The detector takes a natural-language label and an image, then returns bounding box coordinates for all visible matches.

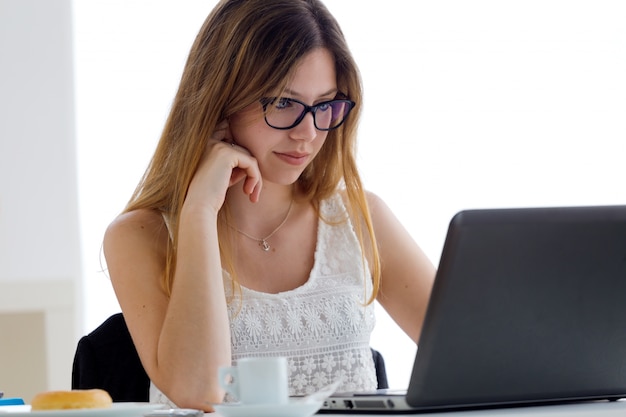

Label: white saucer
[0,403,164,416]
[213,399,323,417]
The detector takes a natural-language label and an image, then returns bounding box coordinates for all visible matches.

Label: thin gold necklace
[227,199,294,252]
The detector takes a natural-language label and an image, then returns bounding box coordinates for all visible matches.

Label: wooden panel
[0,311,47,403]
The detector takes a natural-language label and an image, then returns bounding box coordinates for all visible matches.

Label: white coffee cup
[218,357,289,405]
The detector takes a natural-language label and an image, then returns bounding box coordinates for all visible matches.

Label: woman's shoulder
[364,190,383,205]
[364,191,397,226]
[336,189,385,211]
[337,189,394,232]
[104,208,169,251]
[107,208,165,232]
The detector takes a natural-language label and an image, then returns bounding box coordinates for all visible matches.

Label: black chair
[72,313,150,402]
[72,313,388,402]
[371,348,389,389]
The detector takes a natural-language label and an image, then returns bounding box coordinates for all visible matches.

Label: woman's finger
[226,149,262,201]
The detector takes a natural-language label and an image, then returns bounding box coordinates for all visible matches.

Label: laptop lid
[323,205,626,413]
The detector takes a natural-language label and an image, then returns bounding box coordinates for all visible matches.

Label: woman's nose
[289,112,317,141]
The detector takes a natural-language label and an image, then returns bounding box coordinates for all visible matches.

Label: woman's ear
[212,119,232,142]
[225,118,234,142]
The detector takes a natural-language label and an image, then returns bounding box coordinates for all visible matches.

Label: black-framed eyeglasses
[260,97,355,131]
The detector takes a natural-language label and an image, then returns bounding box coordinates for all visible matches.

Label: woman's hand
[185,120,263,213]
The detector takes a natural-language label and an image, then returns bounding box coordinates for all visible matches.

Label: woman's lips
[275,151,310,166]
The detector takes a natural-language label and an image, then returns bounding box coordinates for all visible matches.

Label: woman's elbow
[155,380,224,412]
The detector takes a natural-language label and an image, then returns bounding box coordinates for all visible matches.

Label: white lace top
[150,193,377,405]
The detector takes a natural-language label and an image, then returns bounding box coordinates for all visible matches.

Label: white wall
[0,0,80,401]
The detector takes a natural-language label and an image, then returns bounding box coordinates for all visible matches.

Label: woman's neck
[224,183,296,236]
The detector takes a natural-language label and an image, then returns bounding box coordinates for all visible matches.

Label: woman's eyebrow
[283,87,338,99]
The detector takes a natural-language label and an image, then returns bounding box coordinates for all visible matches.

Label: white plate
[213,399,322,417]
[0,403,164,417]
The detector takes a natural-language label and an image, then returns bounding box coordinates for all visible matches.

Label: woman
[104,0,435,411]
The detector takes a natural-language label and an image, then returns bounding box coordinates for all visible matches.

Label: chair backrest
[371,348,389,389]
[72,313,388,402]
[71,313,149,402]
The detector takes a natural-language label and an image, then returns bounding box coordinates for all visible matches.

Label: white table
[319,400,626,416]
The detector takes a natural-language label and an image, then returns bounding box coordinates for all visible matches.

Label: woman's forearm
[155,206,231,409]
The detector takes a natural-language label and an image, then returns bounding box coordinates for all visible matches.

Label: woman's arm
[104,130,263,411]
[368,192,436,344]
[104,206,230,411]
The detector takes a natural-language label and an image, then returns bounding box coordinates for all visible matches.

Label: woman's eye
[275,98,292,110]
[316,102,331,112]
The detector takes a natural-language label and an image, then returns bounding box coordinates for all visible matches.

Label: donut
[31,389,113,410]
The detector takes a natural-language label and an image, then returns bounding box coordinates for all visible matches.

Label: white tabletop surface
[318,400,626,416]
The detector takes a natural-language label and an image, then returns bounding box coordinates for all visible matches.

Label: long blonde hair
[124,0,381,303]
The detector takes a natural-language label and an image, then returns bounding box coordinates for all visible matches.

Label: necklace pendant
[260,240,271,251]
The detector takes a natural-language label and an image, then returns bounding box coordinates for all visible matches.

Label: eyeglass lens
[263,98,354,131]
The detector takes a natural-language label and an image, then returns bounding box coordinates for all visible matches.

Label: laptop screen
[408,205,626,408]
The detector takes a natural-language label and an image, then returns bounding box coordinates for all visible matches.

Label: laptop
[322,205,626,413]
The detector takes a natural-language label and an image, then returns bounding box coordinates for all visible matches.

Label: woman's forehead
[276,48,338,100]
